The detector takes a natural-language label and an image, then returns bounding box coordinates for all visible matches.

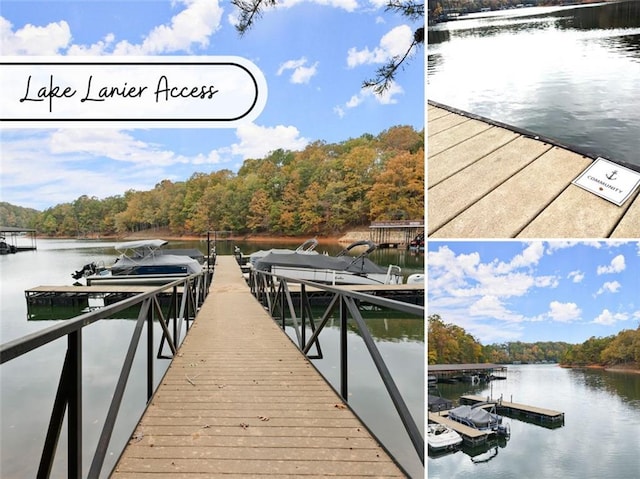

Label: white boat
[427,423,463,451]
[247,238,319,268]
[254,240,404,285]
[73,239,203,285]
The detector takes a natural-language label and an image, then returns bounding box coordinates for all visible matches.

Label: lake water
[428,1,640,170]
[0,239,424,478]
[428,364,640,479]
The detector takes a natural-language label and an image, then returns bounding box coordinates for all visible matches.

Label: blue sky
[428,241,640,345]
[0,0,424,210]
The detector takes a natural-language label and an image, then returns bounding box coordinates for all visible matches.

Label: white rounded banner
[0,56,267,128]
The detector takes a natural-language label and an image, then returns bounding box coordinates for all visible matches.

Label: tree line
[429,314,640,368]
[428,314,571,365]
[1,126,424,238]
[560,328,640,368]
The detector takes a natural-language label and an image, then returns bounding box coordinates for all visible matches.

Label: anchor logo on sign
[605,170,618,180]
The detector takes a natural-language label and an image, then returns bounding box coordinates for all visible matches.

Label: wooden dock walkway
[428,102,640,238]
[427,412,490,446]
[110,255,408,478]
[460,395,564,424]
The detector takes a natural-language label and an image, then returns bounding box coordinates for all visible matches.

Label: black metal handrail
[248,269,425,465]
[0,271,210,479]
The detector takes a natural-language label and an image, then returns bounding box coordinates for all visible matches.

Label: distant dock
[0,226,37,253]
[460,394,565,426]
[428,101,640,238]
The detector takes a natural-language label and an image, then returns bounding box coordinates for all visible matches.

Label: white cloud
[509,242,545,269]
[595,280,621,296]
[339,81,405,114]
[593,309,629,326]
[0,17,72,54]
[229,123,309,159]
[347,25,413,67]
[280,0,359,12]
[2,0,223,56]
[597,254,626,275]
[469,295,525,323]
[547,301,582,323]
[568,270,585,283]
[277,57,319,84]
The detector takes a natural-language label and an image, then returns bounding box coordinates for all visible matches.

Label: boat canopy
[255,250,388,275]
[114,239,168,252]
[449,405,500,428]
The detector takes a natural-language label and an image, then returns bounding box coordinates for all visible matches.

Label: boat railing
[248,268,425,466]
[0,270,210,479]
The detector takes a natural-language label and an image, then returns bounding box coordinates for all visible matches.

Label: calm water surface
[428,1,640,169]
[429,364,640,479]
[0,239,424,478]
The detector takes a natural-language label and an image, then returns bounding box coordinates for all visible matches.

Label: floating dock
[428,101,640,238]
[427,411,494,447]
[110,256,410,478]
[428,363,507,383]
[460,394,564,426]
[288,282,424,306]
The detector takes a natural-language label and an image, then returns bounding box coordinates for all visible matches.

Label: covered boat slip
[427,102,640,238]
[110,255,408,478]
[427,412,490,447]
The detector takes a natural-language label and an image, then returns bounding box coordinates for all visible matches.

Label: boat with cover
[254,240,404,285]
[427,423,463,451]
[246,238,319,268]
[73,239,203,284]
[448,402,510,436]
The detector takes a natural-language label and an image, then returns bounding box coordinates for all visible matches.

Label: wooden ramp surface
[111,255,407,479]
[427,412,486,440]
[428,103,640,238]
[460,395,563,419]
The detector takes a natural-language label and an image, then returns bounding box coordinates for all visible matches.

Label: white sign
[572,157,640,206]
[0,56,267,128]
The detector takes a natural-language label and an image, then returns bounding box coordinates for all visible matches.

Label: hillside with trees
[10,126,423,238]
[560,328,640,369]
[428,314,571,364]
[0,202,40,229]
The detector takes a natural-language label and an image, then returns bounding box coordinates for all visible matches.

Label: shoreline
[33,227,374,245]
[560,364,640,374]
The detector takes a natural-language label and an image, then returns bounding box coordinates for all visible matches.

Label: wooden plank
[428,136,553,234]
[611,192,640,237]
[431,147,592,238]
[110,256,408,478]
[26,285,156,293]
[428,112,469,135]
[428,125,522,187]
[460,395,562,418]
[428,106,451,121]
[428,119,493,156]
[427,413,486,439]
[428,104,640,238]
[518,183,639,238]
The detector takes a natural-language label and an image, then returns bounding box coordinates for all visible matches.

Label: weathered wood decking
[460,395,564,423]
[110,256,408,478]
[428,103,640,238]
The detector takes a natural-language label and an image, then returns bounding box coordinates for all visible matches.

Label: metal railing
[248,269,425,465]
[0,270,211,479]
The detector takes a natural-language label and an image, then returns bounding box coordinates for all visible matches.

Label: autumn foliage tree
[27,126,424,238]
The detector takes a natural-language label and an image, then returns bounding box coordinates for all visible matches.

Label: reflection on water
[570,368,640,408]
[428,364,640,479]
[428,1,640,168]
[2,239,424,478]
